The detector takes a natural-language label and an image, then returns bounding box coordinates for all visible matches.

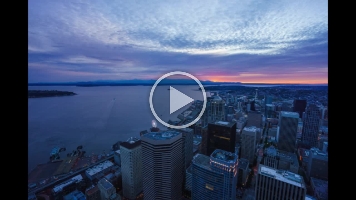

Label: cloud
[28,0,328,83]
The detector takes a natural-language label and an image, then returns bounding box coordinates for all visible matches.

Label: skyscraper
[97,178,120,200]
[241,126,259,163]
[205,96,226,124]
[302,104,321,148]
[120,137,142,200]
[307,148,328,181]
[293,99,307,118]
[278,111,299,153]
[207,121,237,156]
[255,164,306,200]
[247,111,262,128]
[191,149,238,200]
[141,130,183,200]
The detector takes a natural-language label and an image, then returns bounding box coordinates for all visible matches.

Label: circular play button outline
[149,71,207,129]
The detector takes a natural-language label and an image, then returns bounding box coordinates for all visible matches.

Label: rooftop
[63,190,86,200]
[311,177,328,200]
[265,146,277,156]
[142,130,181,140]
[120,137,141,149]
[85,185,99,195]
[238,158,249,170]
[310,148,328,161]
[280,111,299,118]
[243,126,258,133]
[210,120,236,128]
[192,153,211,171]
[98,177,114,190]
[210,149,237,164]
[53,174,83,193]
[259,165,304,188]
[85,160,114,176]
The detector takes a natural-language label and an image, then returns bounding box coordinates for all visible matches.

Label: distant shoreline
[28,83,328,87]
[28,90,77,98]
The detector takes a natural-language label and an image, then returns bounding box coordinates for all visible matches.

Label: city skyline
[29,0,328,84]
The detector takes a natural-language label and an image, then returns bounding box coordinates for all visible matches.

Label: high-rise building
[237,158,249,186]
[293,99,307,118]
[241,126,258,163]
[278,111,299,153]
[207,121,237,156]
[255,165,306,200]
[191,150,238,200]
[263,146,299,174]
[307,148,328,181]
[265,104,275,118]
[247,111,262,128]
[205,96,226,123]
[141,130,183,200]
[98,178,121,200]
[120,137,142,200]
[302,104,321,148]
[310,177,328,200]
[175,128,194,170]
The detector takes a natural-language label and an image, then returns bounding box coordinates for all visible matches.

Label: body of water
[28,85,204,173]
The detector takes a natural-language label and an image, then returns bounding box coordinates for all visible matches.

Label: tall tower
[278,111,299,153]
[241,126,258,163]
[120,137,142,200]
[141,130,183,200]
[302,104,321,148]
[207,121,237,156]
[255,164,306,200]
[191,150,238,200]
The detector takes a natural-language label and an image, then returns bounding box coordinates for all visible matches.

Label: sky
[28,0,328,84]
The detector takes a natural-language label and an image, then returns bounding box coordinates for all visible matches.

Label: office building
[237,158,249,186]
[247,111,262,128]
[207,121,237,156]
[278,111,299,153]
[98,178,121,200]
[265,104,275,118]
[85,160,114,181]
[293,99,307,119]
[191,150,238,200]
[176,128,194,170]
[255,165,306,200]
[307,148,328,181]
[263,146,299,174]
[114,150,121,166]
[241,126,258,163]
[310,177,328,200]
[85,185,101,200]
[120,137,142,200]
[203,96,226,125]
[302,104,321,148]
[52,174,84,198]
[141,130,183,200]
[63,190,86,200]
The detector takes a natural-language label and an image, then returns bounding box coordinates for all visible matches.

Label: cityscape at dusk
[28,1,328,200]
[29,0,327,84]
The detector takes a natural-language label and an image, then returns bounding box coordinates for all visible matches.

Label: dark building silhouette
[250,100,256,111]
[278,111,299,153]
[207,121,236,156]
[247,111,262,128]
[293,99,307,118]
[302,104,321,148]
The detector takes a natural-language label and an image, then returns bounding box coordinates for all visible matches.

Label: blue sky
[28,0,328,84]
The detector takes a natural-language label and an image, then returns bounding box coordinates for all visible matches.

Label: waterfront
[28,85,204,173]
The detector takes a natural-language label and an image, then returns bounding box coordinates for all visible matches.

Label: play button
[169,86,194,114]
[149,71,207,129]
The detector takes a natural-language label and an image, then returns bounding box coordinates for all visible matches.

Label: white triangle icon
[170,86,194,114]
